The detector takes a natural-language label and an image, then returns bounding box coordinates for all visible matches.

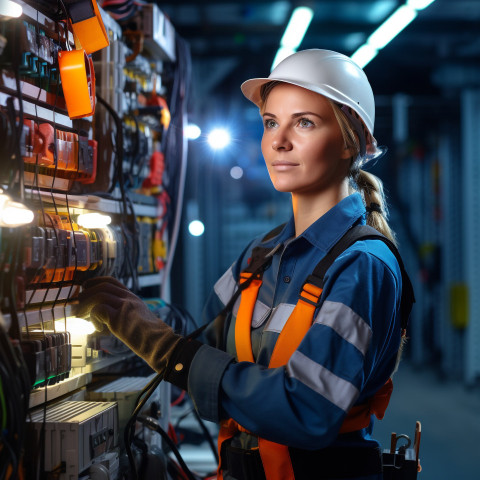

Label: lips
[271,161,299,167]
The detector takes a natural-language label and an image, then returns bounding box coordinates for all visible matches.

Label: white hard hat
[241,49,379,158]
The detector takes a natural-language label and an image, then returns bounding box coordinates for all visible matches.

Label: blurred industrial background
[1,0,479,478]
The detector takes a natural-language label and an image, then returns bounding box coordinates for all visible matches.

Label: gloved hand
[75,276,184,375]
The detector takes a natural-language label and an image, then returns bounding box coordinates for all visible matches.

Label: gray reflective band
[314,301,372,356]
[264,303,296,333]
[287,351,359,412]
[214,266,237,306]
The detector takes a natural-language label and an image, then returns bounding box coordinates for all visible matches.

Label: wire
[191,408,219,465]
[124,373,164,479]
[136,416,197,480]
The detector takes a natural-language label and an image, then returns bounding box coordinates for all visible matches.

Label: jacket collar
[265,193,367,253]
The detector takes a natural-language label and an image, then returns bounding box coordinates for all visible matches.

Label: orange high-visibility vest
[216,224,414,480]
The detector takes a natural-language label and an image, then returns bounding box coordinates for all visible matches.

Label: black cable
[191,408,219,464]
[96,94,139,290]
[124,373,164,479]
[136,416,197,480]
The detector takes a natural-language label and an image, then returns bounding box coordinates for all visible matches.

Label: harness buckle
[299,277,323,308]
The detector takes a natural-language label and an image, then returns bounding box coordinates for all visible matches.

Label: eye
[263,118,277,129]
[298,117,314,128]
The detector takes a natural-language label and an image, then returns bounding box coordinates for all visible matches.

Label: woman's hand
[75,276,182,374]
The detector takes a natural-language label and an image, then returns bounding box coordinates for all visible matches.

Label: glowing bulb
[230,166,244,179]
[55,317,96,335]
[0,0,23,18]
[185,123,201,140]
[77,213,112,228]
[188,220,205,237]
[207,128,231,150]
[0,192,34,227]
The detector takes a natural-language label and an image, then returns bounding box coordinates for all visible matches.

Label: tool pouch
[382,449,419,479]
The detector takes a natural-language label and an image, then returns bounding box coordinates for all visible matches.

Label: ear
[341,143,355,161]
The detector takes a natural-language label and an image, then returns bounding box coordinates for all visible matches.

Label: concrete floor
[176,361,480,479]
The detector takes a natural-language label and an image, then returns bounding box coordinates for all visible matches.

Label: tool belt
[221,441,383,480]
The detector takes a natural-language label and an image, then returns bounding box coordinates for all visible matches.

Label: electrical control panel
[0,0,189,478]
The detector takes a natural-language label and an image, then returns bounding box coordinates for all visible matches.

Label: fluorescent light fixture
[77,212,112,228]
[272,46,295,70]
[0,191,34,227]
[351,44,379,69]
[367,5,417,50]
[188,220,205,237]
[350,0,436,69]
[280,6,314,49]
[185,123,201,140]
[272,6,313,71]
[407,0,436,10]
[207,128,231,150]
[0,0,23,18]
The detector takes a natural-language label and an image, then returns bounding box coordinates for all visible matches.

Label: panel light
[0,191,34,227]
[77,212,112,228]
[0,0,22,18]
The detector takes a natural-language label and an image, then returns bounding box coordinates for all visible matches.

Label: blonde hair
[259,81,396,245]
[328,100,397,246]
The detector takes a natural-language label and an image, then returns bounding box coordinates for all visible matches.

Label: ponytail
[354,169,397,246]
[329,100,397,246]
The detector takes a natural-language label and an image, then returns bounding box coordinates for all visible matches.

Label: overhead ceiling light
[367,5,417,50]
[407,0,436,10]
[272,46,296,70]
[272,6,313,70]
[280,6,314,50]
[350,44,379,69]
[351,0,436,69]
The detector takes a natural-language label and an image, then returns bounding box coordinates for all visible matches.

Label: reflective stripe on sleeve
[314,300,372,356]
[286,351,359,412]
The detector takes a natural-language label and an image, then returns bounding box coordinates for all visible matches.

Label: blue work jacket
[187,193,403,479]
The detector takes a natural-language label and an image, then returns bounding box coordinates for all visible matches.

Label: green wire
[0,376,7,430]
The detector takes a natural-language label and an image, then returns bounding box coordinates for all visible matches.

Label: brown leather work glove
[75,276,202,387]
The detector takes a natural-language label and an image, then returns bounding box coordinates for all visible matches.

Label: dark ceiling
[158,0,480,99]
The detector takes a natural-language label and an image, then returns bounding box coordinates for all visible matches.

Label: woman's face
[261,83,351,196]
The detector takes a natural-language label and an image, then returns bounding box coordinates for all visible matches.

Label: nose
[272,128,292,151]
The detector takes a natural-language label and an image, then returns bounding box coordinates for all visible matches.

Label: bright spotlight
[207,128,231,150]
[185,123,201,140]
[230,166,244,179]
[188,220,205,237]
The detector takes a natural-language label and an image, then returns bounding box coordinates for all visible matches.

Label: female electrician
[77,49,413,480]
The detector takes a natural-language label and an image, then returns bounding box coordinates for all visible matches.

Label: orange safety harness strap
[235,272,263,363]
[217,225,415,480]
